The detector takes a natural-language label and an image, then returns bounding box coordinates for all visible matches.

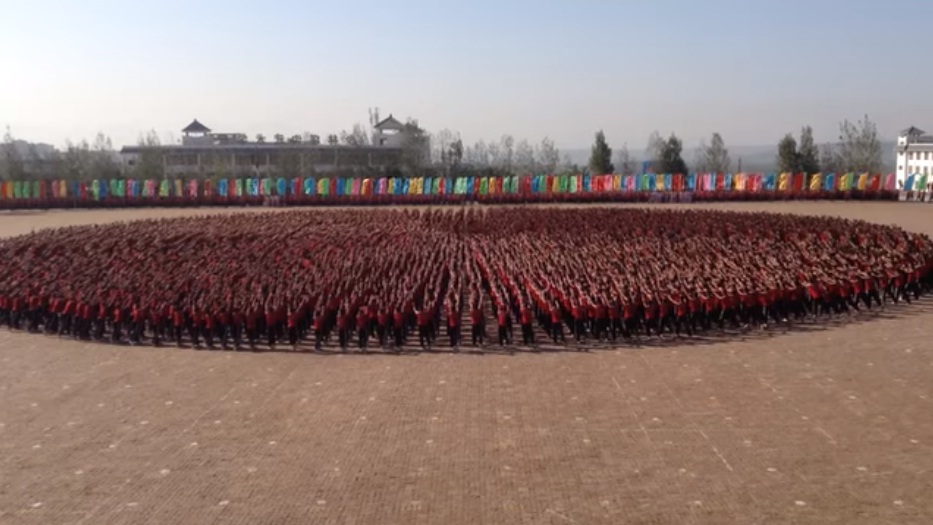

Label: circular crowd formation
[0,207,931,352]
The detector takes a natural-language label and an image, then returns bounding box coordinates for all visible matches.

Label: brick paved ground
[1,202,932,524]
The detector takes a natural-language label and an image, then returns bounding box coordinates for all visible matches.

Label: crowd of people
[0,208,930,353]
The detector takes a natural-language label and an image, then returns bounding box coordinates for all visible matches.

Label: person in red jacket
[231,308,245,350]
[571,300,587,343]
[112,304,125,344]
[392,308,405,350]
[377,308,390,348]
[312,309,325,352]
[446,302,461,350]
[549,302,565,343]
[336,307,350,352]
[218,308,231,350]
[356,307,370,352]
[520,303,535,346]
[203,310,216,349]
[416,306,432,350]
[470,303,485,347]
[496,304,510,348]
[264,304,278,351]
[246,305,260,350]
[172,306,185,347]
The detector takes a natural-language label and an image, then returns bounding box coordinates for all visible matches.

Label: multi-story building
[896,126,933,186]
[120,116,425,177]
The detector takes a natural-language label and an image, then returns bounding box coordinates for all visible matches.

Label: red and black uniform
[417,309,432,349]
[377,310,389,347]
[356,310,370,350]
[231,310,245,349]
[497,306,511,346]
[393,309,406,348]
[112,305,125,343]
[571,305,586,342]
[172,307,185,346]
[520,306,535,345]
[245,309,260,348]
[265,309,278,348]
[336,312,350,350]
[470,307,485,346]
[446,306,460,348]
[203,312,216,349]
[549,305,564,343]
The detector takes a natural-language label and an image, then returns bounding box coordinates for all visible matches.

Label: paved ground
[1,201,933,525]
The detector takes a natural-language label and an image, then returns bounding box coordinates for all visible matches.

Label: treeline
[0,114,888,182]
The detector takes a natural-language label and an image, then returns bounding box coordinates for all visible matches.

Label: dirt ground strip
[1,201,933,525]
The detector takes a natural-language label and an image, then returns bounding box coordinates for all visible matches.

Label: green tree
[588,130,613,175]
[658,134,687,174]
[798,125,820,174]
[776,133,799,173]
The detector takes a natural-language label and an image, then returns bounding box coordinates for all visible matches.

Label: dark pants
[418,325,430,348]
[448,324,460,347]
[551,321,564,343]
[472,323,484,346]
[358,327,369,349]
[521,323,534,345]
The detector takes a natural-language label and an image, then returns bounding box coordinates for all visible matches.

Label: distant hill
[563,141,897,173]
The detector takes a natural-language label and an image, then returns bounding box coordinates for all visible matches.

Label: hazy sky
[0,0,928,151]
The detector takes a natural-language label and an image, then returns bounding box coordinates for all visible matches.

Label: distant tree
[536,137,561,174]
[514,139,536,174]
[274,133,285,144]
[448,138,464,168]
[63,140,92,180]
[644,130,665,172]
[327,134,339,146]
[837,115,882,173]
[255,133,266,144]
[1,126,24,181]
[400,119,430,174]
[819,143,842,174]
[498,135,515,173]
[486,141,502,168]
[431,129,459,166]
[589,130,613,175]
[288,134,302,144]
[464,140,490,167]
[696,132,732,173]
[136,130,163,180]
[340,123,370,146]
[776,133,799,173]
[91,132,121,178]
[798,125,820,174]
[614,142,635,175]
[657,134,687,174]
[368,107,381,128]
[560,153,576,173]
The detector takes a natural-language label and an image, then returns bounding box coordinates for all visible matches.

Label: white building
[896,126,933,187]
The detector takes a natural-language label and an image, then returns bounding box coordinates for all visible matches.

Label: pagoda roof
[182,119,211,133]
[374,114,405,131]
[900,126,925,136]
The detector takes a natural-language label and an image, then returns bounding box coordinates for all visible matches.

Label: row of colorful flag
[0,173,923,200]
